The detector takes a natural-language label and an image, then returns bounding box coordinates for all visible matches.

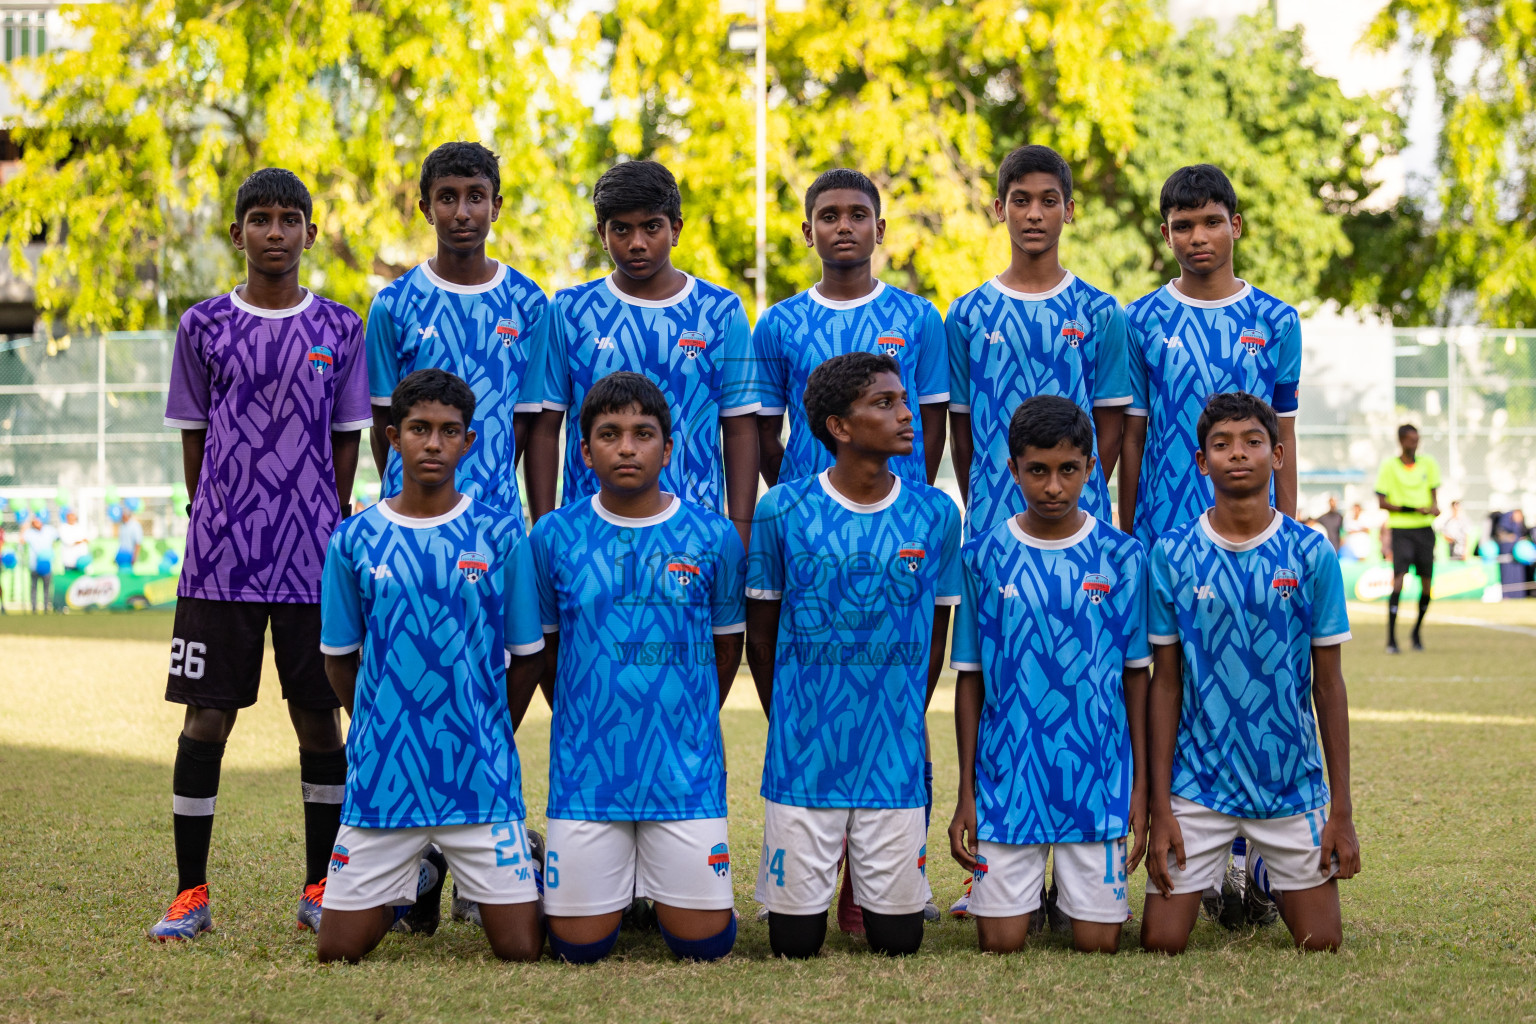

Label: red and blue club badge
[308,345,334,376]
[918,844,927,876]
[678,330,707,359]
[1240,326,1268,356]
[495,317,520,347]
[457,551,489,584]
[972,853,988,883]
[877,333,906,358]
[708,843,730,877]
[1271,568,1299,599]
[1060,320,1085,348]
[329,845,349,874]
[1082,572,1112,604]
[667,559,701,587]
[898,545,927,573]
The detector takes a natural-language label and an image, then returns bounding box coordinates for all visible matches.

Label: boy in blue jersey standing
[746,352,961,958]
[1141,392,1360,953]
[755,170,949,488]
[317,369,547,963]
[532,371,745,964]
[947,396,1151,953]
[1119,165,1302,552]
[526,161,760,552]
[947,146,1131,537]
[366,142,549,519]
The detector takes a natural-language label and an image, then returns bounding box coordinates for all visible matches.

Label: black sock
[863,909,924,956]
[299,747,347,886]
[1414,593,1430,638]
[173,734,226,894]
[768,911,827,959]
[1387,594,1400,645]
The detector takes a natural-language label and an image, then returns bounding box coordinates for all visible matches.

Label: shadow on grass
[0,608,175,642]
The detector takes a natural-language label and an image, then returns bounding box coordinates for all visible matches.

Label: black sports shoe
[1242,854,1279,928]
[1044,882,1073,937]
[393,844,448,936]
[1028,886,1047,934]
[1410,634,1424,651]
[622,897,658,933]
[1385,642,1401,655]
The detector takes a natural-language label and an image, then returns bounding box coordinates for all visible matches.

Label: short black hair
[1398,423,1419,440]
[579,371,672,440]
[235,168,312,224]
[1007,395,1094,459]
[1197,391,1279,449]
[804,168,881,220]
[804,351,900,456]
[390,368,475,429]
[593,160,682,228]
[419,141,501,202]
[1159,164,1239,221]
[996,145,1072,202]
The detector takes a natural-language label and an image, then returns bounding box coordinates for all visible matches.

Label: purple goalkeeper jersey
[165,289,373,603]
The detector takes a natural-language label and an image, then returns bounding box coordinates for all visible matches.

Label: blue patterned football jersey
[754,282,949,485]
[365,261,549,518]
[949,515,1151,845]
[533,274,761,511]
[946,274,1131,534]
[320,495,546,829]
[1126,281,1302,549]
[1148,510,1350,819]
[531,493,747,821]
[747,471,962,809]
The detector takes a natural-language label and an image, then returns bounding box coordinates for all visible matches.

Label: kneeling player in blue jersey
[948,395,1151,954]
[316,370,547,963]
[1141,392,1360,953]
[532,372,746,964]
[746,352,961,958]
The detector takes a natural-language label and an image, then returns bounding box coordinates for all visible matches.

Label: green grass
[2,606,1534,1023]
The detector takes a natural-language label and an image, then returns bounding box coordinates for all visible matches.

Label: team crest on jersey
[877,333,906,358]
[457,551,489,584]
[1240,326,1268,356]
[708,842,730,877]
[308,345,334,376]
[495,317,520,347]
[897,545,926,573]
[1060,320,1085,348]
[678,330,707,359]
[667,559,701,587]
[1271,568,1299,598]
[329,845,349,874]
[972,853,988,883]
[1082,573,1112,604]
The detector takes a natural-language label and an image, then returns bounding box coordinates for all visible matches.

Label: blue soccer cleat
[392,845,447,936]
[148,884,214,942]
[296,879,325,933]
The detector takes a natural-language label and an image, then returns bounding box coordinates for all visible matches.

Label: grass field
[3,605,1534,1023]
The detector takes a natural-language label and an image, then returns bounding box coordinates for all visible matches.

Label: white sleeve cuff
[369,395,393,407]
[507,638,546,657]
[948,403,971,414]
[1311,631,1352,647]
[541,623,559,634]
[513,402,544,413]
[320,640,362,656]
[1093,395,1134,407]
[1276,409,1300,418]
[541,401,569,412]
[935,595,961,606]
[1149,633,1179,646]
[745,588,782,600]
[712,622,747,635]
[757,406,786,416]
[1125,655,1153,669]
[721,403,763,417]
[950,660,982,672]
[333,417,374,432]
[164,417,208,429]
[1126,407,1148,417]
[917,392,951,405]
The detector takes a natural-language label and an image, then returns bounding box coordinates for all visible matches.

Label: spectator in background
[1343,502,1383,562]
[1375,423,1440,653]
[58,510,91,571]
[21,514,58,613]
[1317,495,1344,552]
[117,507,143,569]
[1441,500,1472,561]
[1494,509,1528,599]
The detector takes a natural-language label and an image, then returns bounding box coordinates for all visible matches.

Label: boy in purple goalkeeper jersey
[148,169,372,942]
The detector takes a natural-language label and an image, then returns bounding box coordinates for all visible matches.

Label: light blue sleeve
[1094,301,1132,405]
[935,494,963,604]
[944,302,971,412]
[1127,312,1150,417]
[1273,311,1302,416]
[536,296,573,411]
[363,298,400,404]
[745,487,785,599]
[516,290,551,411]
[949,555,982,670]
[712,520,748,631]
[1124,544,1152,667]
[319,529,364,655]
[915,301,950,403]
[1147,539,1179,644]
[753,311,787,415]
[504,533,546,655]
[531,520,558,633]
[1308,538,1352,645]
[720,297,761,416]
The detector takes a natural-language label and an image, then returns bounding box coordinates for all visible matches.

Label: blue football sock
[659,915,736,962]
[549,925,619,964]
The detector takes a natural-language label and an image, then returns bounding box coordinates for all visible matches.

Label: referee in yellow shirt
[1375,423,1441,653]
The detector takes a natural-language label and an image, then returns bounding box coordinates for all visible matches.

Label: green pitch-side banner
[1341,559,1498,602]
[53,567,180,611]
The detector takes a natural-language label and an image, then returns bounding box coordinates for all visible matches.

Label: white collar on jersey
[1199,507,1283,552]
[375,493,472,529]
[229,287,314,319]
[807,279,885,310]
[603,273,696,309]
[1007,512,1096,549]
[1164,279,1252,309]
[817,469,902,514]
[988,271,1075,302]
[592,491,681,527]
[420,259,507,295]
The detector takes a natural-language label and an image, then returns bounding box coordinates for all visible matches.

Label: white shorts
[1150,796,1339,896]
[542,817,735,916]
[754,802,932,916]
[325,820,540,911]
[968,838,1130,924]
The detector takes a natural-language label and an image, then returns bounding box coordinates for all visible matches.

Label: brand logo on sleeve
[457,551,489,584]
[897,545,926,573]
[678,330,707,359]
[667,559,701,587]
[495,317,520,347]
[708,842,731,877]
[877,333,907,358]
[1060,319,1085,348]
[1271,568,1299,598]
[1082,573,1112,604]
[307,345,333,376]
[1240,326,1268,356]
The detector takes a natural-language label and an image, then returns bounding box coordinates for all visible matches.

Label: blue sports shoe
[392,845,447,936]
[148,884,214,941]
[296,879,326,933]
